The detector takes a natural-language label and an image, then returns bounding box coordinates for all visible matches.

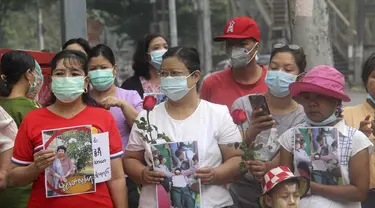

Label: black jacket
[120,75,144,98]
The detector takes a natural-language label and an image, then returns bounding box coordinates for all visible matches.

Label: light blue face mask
[304,113,337,126]
[52,76,85,103]
[88,68,114,91]
[265,70,297,97]
[150,49,168,70]
[367,94,375,104]
[160,72,196,101]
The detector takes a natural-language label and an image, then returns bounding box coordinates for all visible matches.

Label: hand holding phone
[245,95,275,144]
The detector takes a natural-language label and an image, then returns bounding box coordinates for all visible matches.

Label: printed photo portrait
[294,127,341,185]
[152,141,200,208]
[43,125,95,198]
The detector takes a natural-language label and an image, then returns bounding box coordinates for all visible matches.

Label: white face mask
[160,72,196,101]
[228,42,258,69]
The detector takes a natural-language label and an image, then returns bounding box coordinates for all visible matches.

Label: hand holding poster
[152,141,201,208]
[42,125,96,197]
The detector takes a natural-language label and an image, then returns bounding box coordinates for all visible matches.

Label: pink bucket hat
[289,65,351,102]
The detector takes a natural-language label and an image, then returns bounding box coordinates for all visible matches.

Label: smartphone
[248,94,271,117]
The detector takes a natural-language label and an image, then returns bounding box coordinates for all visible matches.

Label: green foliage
[0,0,61,50]
[53,129,93,171]
[134,116,171,144]
[87,0,229,55]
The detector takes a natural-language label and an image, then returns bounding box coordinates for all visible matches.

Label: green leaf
[140,117,146,122]
[152,125,158,132]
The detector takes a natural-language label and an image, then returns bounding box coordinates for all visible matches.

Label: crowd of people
[0,15,374,208]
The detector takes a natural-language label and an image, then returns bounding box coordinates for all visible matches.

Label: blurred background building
[0,0,374,87]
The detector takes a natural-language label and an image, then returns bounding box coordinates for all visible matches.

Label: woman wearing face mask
[8,50,127,208]
[88,44,142,145]
[49,145,73,195]
[0,51,42,126]
[343,53,375,208]
[229,44,307,208]
[87,44,142,208]
[0,52,43,208]
[279,65,372,208]
[121,34,168,98]
[124,47,242,208]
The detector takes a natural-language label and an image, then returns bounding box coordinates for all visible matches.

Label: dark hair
[175,149,184,158]
[336,100,343,118]
[0,50,35,97]
[88,44,116,66]
[49,50,97,106]
[57,145,67,152]
[62,38,91,55]
[361,53,375,92]
[192,154,198,161]
[158,155,165,160]
[270,46,307,73]
[162,46,201,73]
[316,135,324,142]
[132,34,167,80]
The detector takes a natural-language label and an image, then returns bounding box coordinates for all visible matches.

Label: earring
[84,88,88,93]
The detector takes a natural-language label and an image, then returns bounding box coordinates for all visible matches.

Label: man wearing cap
[200,16,268,109]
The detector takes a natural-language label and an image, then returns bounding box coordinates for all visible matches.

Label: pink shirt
[0,106,17,153]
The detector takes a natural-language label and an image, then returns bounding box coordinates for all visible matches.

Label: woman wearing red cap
[279,65,372,208]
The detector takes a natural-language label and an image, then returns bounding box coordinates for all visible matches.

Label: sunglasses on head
[273,43,301,51]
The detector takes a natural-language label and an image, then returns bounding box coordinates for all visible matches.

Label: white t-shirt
[278,120,372,208]
[126,100,241,208]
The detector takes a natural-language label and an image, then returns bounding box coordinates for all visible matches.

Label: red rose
[231,109,247,124]
[143,96,157,111]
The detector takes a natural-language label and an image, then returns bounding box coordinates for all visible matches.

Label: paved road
[345,90,367,107]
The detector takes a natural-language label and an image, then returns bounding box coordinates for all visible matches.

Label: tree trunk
[288,0,334,70]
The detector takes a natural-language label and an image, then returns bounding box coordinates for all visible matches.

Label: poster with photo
[42,125,96,198]
[294,127,342,185]
[152,141,200,208]
[144,93,168,105]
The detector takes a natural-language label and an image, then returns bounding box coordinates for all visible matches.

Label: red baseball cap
[214,16,261,42]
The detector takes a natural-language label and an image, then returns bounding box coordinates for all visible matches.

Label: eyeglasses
[159,70,185,78]
[273,43,301,51]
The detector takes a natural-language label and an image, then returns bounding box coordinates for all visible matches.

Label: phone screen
[248,94,271,116]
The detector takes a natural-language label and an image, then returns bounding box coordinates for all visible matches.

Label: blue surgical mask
[52,76,85,103]
[88,69,114,91]
[367,94,375,104]
[304,113,337,126]
[265,70,297,97]
[160,72,196,101]
[26,61,44,99]
[150,49,168,70]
